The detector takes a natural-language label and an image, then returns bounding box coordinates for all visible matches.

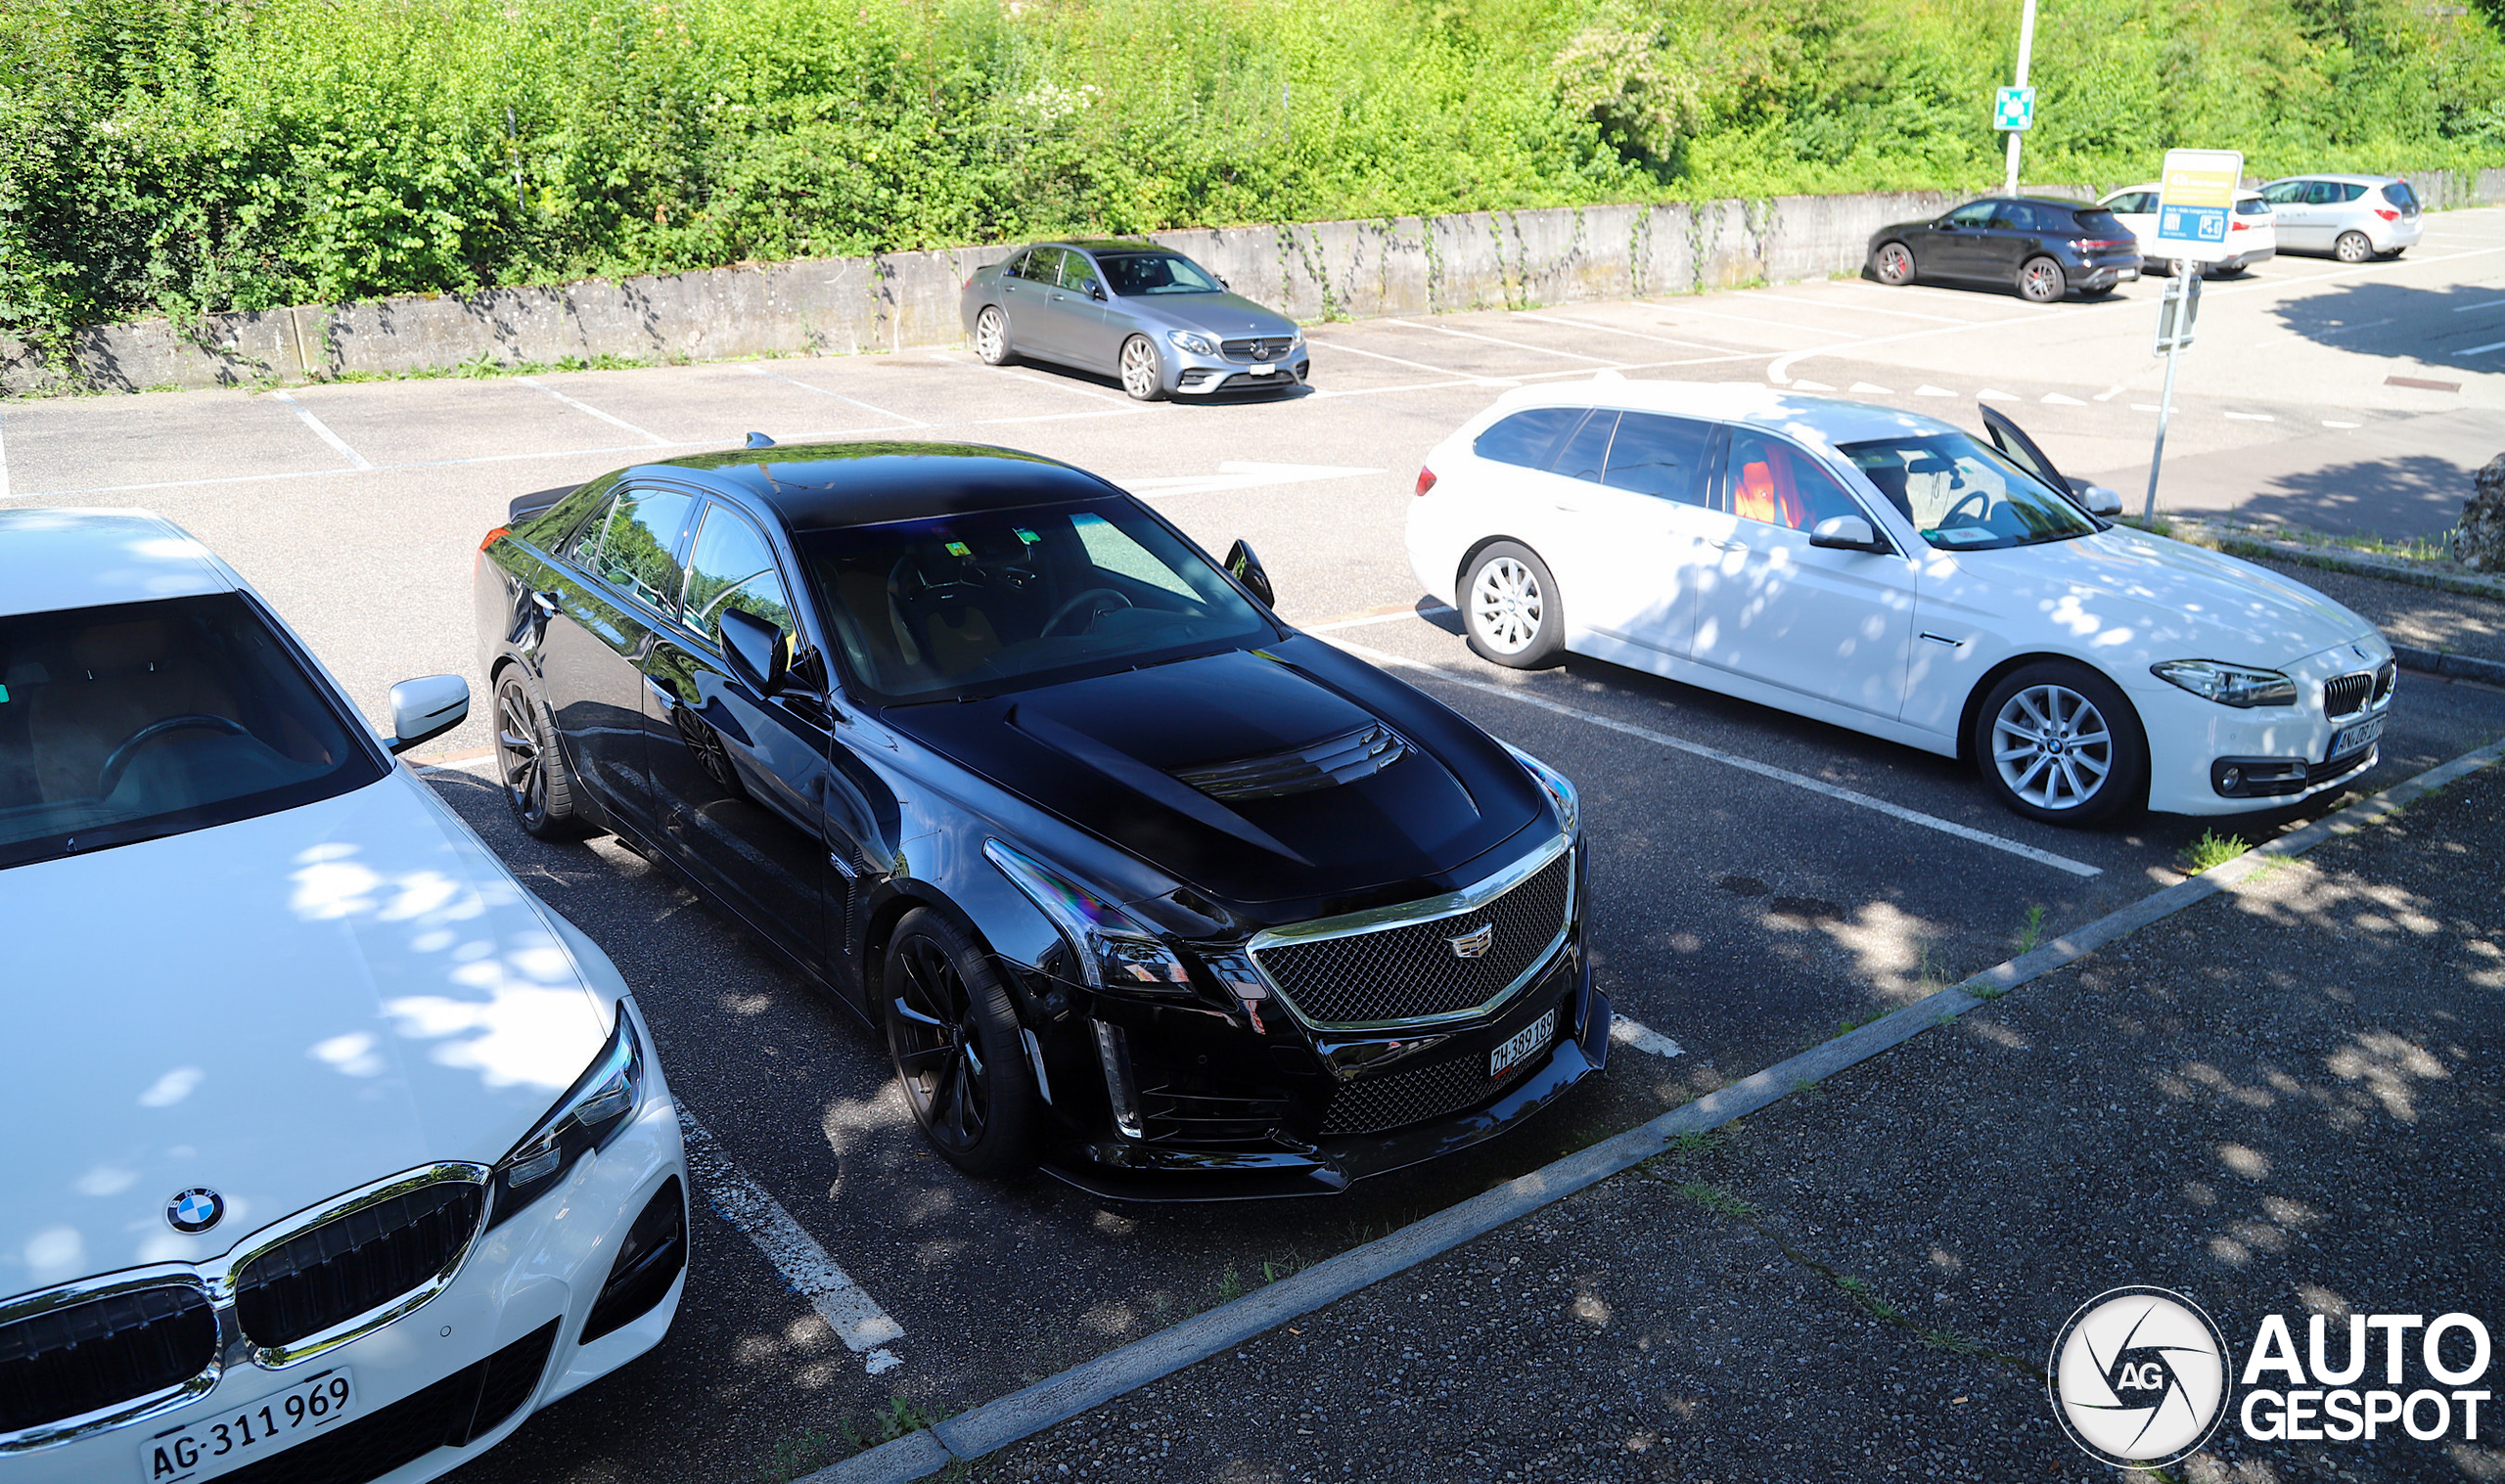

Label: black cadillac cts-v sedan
[475,441,1606,1198]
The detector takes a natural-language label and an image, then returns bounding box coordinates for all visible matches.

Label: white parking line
[1301,603,1457,633]
[1510,313,1733,354]
[2451,298,2505,312]
[1609,1015,1685,1059]
[1849,382,1892,395]
[0,411,10,501]
[1304,336,1517,385]
[1786,287,1975,324]
[1657,302,1860,338]
[267,391,374,470]
[515,377,669,445]
[1328,639,2103,877]
[746,364,927,427]
[678,1111,905,1375]
[2222,411,2276,421]
[1385,318,1622,365]
[2463,338,2505,356]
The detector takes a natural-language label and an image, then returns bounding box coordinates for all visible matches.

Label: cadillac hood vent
[1172,724,1407,801]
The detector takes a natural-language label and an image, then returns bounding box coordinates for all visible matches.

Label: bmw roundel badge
[165,1188,224,1235]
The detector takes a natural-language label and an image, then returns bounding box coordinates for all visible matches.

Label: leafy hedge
[3,0,2500,350]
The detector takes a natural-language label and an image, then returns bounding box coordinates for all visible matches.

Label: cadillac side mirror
[1809,515,1888,554]
[719,607,790,696]
[1224,539,1276,607]
[2080,483,2124,517]
[386,674,469,755]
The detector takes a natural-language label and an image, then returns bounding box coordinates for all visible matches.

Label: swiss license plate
[1245,361,1275,376]
[2120,265,2141,281]
[141,1370,354,1483]
[1490,1008,1559,1078]
[2327,714,2385,762]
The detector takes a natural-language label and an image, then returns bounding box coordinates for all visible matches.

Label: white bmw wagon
[1405,382,2397,826]
[0,511,686,1484]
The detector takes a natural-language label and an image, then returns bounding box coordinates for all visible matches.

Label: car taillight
[478,525,508,553]
[2230,218,2249,231]
[2373,208,2398,222]
[1414,467,1437,497]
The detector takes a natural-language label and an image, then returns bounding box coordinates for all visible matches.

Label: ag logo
[2049,1286,2231,1465]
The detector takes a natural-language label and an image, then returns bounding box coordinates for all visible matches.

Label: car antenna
[745,431,777,449]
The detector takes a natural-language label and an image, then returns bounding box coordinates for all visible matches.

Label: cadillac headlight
[1167,331,1216,356]
[488,1008,644,1228]
[1502,742,1579,835]
[2151,659,2299,709]
[985,840,1198,1001]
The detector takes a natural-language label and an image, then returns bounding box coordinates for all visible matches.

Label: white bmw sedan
[0,511,686,1483]
[1405,383,2397,826]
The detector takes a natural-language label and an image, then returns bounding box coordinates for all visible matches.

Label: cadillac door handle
[529,590,560,618]
[643,676,678,711]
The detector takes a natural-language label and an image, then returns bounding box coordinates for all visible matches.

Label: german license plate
[1246,361,1275,376]
[2327,714,2384,762]
[1490,1008,1559,1078]
[141,1370,354,1483]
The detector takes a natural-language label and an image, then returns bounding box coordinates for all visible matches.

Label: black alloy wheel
[1873,242,1917,286]
[1972,659,2148,827]
[493,673,592,840]
[883,909,1037,1178]
[2017,255,2068,304]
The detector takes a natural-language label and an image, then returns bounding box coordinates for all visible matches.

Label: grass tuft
[2180,831,2252,875]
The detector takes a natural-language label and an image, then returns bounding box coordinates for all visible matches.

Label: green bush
[2,0,2500,351]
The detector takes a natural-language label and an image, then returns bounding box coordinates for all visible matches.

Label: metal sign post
[2142,262,2203,521]
[1998,0,2039,194]
[2141,147,2242,521]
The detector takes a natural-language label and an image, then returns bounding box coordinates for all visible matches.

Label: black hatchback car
[1867,197,2140,302]
[475,442,1603,1198]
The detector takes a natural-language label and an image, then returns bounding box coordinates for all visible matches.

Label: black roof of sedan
[650,441,1127,532]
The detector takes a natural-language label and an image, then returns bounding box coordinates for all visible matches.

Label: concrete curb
[2167,517,2505,606]
[806,736,2505,1484]
[2392,643,2505,687]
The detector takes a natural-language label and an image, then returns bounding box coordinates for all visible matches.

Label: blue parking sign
[2160,204,2228,244]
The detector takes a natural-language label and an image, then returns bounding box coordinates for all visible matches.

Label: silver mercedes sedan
[960,240,1310,401]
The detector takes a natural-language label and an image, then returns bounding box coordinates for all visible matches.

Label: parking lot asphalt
[5,208,2503,1483]
[982,740,2505,1484]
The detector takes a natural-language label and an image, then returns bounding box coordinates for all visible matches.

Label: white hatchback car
[1406,383,2397,826]
[0,511,686,1483]
[2256,175,2424,262]
[2096,183,2277,275]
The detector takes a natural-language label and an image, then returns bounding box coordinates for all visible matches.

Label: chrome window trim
[0,1161,488,1454]
[1246,833,1573,1033]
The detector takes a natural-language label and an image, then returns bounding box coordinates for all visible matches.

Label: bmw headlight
[984,840,1200,1002]
[1167,330,1216,356]
[2151,659,2299,709]
[1502,742,1579,835]
[487,1009,644,1229]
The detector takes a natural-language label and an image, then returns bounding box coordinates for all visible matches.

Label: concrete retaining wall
[9,166,2502,396]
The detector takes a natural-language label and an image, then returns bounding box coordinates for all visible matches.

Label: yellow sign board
[2155,148,2246,262]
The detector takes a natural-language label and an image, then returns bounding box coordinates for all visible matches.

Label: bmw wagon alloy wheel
[1471,557,1544,655]
[1990,683,2113,812]
[889,937,991,1154]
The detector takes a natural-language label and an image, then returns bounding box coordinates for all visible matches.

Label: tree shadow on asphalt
[2266,278,2505,372]
[2229,453,2481,539]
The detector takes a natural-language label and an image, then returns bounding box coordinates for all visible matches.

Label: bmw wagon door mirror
[2078,483,2124,517]
[1809,515,1888,554]
[1224,539,1276,607]
[386,674,470,755]
[718,607,789,696]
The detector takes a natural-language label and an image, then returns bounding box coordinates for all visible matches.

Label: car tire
[493,671,593,841]
[883,908,1038,1180]
[2017,255,2068,304]
[1118,335,1167,402]
[1873,242,1916,286]
[1461,542,1567,669]
[974,305,1014,366]
[1972,660,2147,827]
[2335,231,2374,264]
